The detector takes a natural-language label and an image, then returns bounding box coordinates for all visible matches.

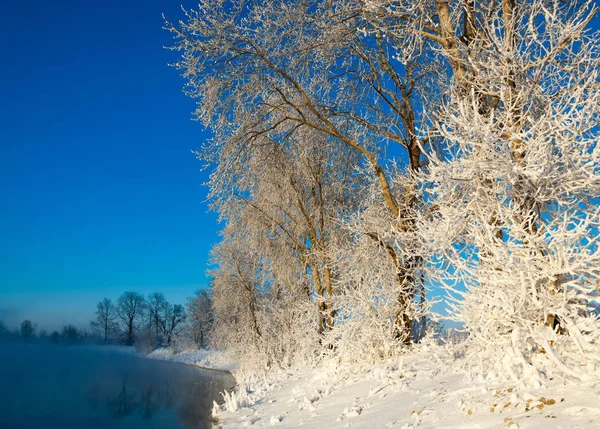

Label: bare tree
[0,320,10,339]
[160,303,186,346]
[146,292,167,344]
[116,291,146,346]
[61,325,81,344]
[20,320,36,341]
[91,298,118,344]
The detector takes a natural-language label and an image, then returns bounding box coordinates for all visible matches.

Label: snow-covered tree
[166,0,600,382]
[415,0,600,383]
[166,0,443,342]
[209,229,267,367]
[186,289,213,348]
[209,210,325,372]
[328,166,432,362]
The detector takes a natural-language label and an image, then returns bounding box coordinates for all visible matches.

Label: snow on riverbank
[212,344,600,429]
[82,344,238,372]
[146,347,238,372]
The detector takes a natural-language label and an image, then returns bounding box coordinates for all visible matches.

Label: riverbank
[146,347,238,372]
[210,343,600,429]
[86,344,238,373]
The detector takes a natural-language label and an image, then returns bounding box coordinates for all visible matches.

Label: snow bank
[146,347,238,372]
[212,343,600,428]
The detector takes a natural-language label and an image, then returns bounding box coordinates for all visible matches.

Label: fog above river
[0,343,235,429]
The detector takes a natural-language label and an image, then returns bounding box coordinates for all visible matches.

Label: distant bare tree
[0,320,8,338]
[116,292,146,345]
[61,325,81,344]
[161,303,186,346]
[146,292,167,343]
[91,298,119,344]
[20,320,36,340]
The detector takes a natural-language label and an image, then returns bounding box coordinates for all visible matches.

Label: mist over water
[0,343,235,429]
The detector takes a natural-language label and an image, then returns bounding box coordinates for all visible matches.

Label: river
[0,343,235,429]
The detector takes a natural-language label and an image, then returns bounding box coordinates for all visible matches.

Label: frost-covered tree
[212,127,362,335]
[186,289,212,348]
[166,0,600,380]
[166,0,443,341]
[209,230,266,366]
[329,167,433,361]
[414,0,600,382]
[209,225,323,370]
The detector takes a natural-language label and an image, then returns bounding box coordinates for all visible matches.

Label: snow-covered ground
[146,347,238,372]
[212,345,600,429]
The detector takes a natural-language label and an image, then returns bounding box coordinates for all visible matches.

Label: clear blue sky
[4,2,594,333]
[0,0,216,331]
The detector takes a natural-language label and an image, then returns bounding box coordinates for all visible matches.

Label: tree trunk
[323,264,336,330]
[311,266,326,334]
[128,319,134,345]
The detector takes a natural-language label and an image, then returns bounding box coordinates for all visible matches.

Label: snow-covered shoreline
[80,344,238,373]
[76,344,600,428]
[211,344,600,429]
[145,347,238,373]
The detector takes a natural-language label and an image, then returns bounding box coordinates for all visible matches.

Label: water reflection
[0,343,235,429]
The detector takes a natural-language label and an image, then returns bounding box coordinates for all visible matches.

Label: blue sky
[4,2,595,333]
[0,0,215,330]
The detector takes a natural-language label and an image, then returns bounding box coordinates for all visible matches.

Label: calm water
[0,343,235,429]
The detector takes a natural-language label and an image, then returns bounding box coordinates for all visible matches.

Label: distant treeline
[89,290,212,352]
[0,289,212,352]
[0,319,92,345]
